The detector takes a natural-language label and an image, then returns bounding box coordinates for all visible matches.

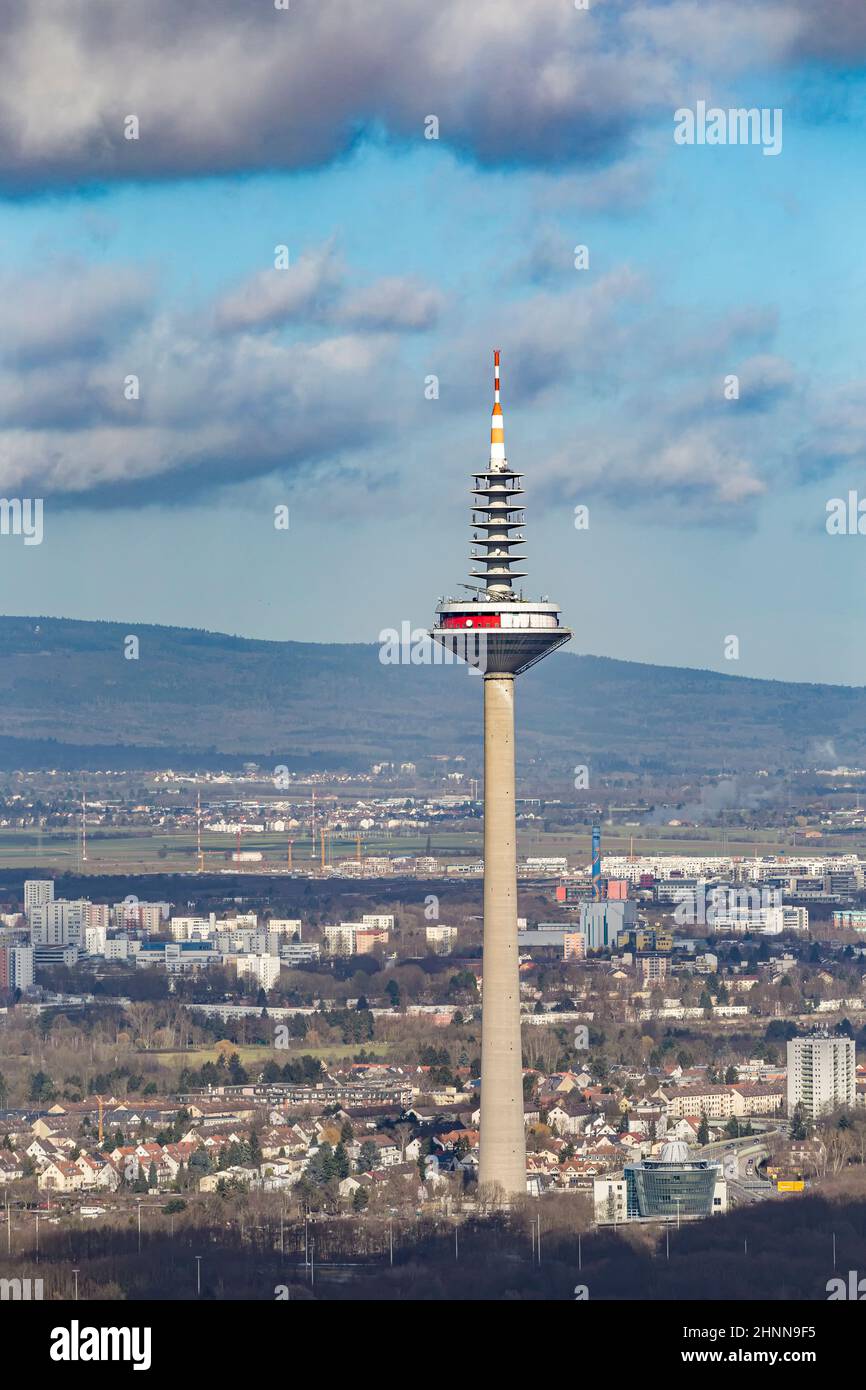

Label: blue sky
[2,1,866,683]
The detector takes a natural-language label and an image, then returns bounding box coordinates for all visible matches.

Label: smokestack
[592,825,602,900]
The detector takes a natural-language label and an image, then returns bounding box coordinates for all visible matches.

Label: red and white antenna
[490,348,506,471]
[471,349,526,597]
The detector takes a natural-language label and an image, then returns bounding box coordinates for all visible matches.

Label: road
[700,1130,786,1206]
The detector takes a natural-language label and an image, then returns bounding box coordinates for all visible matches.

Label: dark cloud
[0,256,421,500]
[788,0,866,63]
[0,0,734,191]
[0,249,843,525]
[0,263,153,364]
[0,1,855,193]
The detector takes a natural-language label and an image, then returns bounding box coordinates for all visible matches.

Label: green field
[0,820,862,875]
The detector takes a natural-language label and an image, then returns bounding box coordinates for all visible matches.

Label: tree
[248,1129,262,1165]
[28,1070,56,1103]
[352,1185,369,1212]
[724,1065,739,1085]
[790,1105,808,1141]
[358,1140,378,1172]
[697,1112,710,1146]
[148,1160,158,1189]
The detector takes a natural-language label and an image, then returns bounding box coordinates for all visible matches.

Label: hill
[0,614,861,773]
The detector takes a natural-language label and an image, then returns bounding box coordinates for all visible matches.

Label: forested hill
[0,615,860,773]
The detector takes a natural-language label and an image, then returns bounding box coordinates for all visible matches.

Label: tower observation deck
[431,350,571,676]
[430,351,571,1200]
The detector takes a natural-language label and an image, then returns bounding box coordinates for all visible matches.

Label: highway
[700,1129,785,1206]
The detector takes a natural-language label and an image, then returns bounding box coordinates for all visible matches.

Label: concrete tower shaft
[478,673,526,1195]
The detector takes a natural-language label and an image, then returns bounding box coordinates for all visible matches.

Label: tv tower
[431,350,571,1199]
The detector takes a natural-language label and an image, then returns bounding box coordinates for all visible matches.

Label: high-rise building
[24,879,54,917]
[787,1034,855,1119]
[361,914,394,932]
[432,350,571,1199]
[323,923,360,955]
[233,953,281,991]
[0,944,34,992]
[426,924,458,955]
[29,898,89,947]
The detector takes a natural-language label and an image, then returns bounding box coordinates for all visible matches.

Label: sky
[2,0,866,683]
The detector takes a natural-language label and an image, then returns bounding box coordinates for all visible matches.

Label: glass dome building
[624,1141,721,1221]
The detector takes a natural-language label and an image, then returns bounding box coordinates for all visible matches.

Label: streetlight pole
[72,1269,79,1301]
[195,1255,202,1296]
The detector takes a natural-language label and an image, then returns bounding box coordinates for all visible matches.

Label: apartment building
[786,1035,855,1119]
